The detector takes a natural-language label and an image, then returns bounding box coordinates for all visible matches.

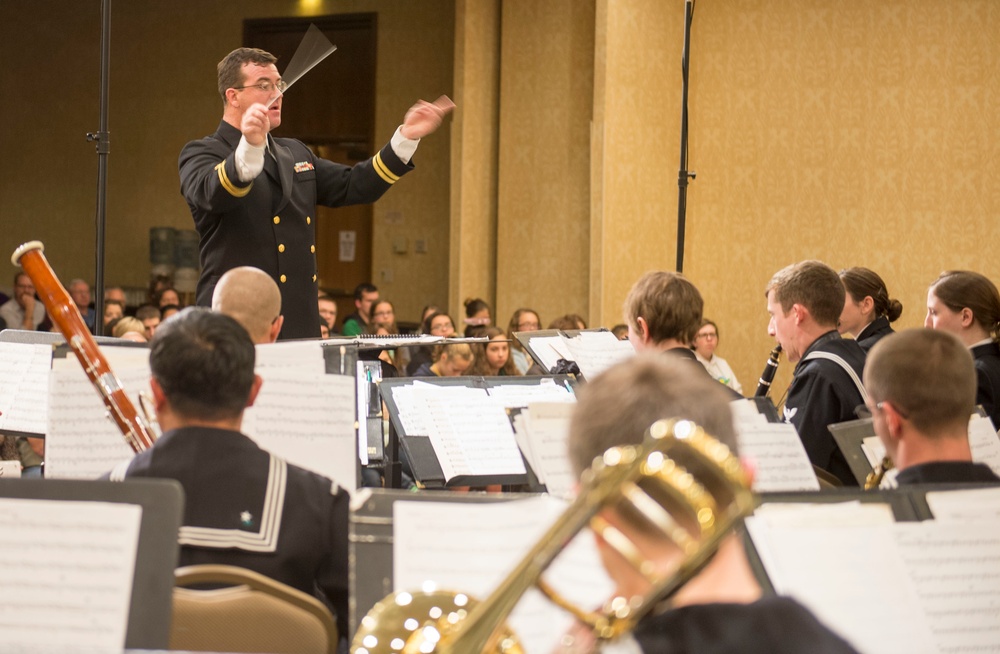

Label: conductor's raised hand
[241,103,271,147]
[399,95,455,140]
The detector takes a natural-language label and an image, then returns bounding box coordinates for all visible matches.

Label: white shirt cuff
[235,135,266,183]
[390,126,419,165]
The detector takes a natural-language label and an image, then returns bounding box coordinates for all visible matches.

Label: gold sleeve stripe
[215,161,252,197]
[372,152,400,184]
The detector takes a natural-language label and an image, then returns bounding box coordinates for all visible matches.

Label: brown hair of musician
[839,267,903,323]
[766,260,844,328]
[623,271,703,347]
[928,270,1000,341]
[864,329,975,436]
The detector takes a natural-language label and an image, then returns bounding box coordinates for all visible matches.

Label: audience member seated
[462,297,492,337]
[160,304,181,321]
[68,278,96,333]
[157,287,181,309]
[565,355,859,654]
[342,283,379,336]
[104,286,127,307]
[693,318,743,394]
[0,272,46,331]
[466,327,520,376]
[412,342,474,377]
[611,323,629,340]
[367,300,410,372]
[548,313,587,331]
[507,308,541,374]
[135,304,162,341]
[406,311,457,375]
[766,260,866,486]
[112,316,147,342]
[318,294,339,336]
[211,266,283,345]
[103,300,125,328]
[864,328,1000,485]
[925,270,1000,430]
[320,320,330,339]
[838,267,902,352]
[106,308,352,639]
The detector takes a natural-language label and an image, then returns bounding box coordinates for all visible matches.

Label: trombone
[352,419,754,653]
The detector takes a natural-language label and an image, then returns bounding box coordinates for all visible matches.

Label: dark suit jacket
[855,315,894,353]
[179,121,412,339]
[896,460,1000,486]
[971,341,1000,429]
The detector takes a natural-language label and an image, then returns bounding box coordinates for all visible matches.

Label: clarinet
[11,241,157,453]
[754,344,782,397]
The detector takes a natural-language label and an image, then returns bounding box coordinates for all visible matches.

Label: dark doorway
[244,14,377,321]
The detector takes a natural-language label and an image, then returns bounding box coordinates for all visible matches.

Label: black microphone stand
[675,0,696,273]
[87,0,112,335]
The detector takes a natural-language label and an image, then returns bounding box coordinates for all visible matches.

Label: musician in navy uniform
[864,328,1000,486]
[180,47,453,340]
[766,260,867,486]
[563,356,859,654]
[106,308,353,638]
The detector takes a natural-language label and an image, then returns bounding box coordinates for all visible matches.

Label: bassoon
[11,241,156,452]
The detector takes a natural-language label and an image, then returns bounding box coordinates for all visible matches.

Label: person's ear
[268,315,284,343]
[245,374,263,409]
[860,295,875,315]
[960,307,975,329]
[636,317,652,344]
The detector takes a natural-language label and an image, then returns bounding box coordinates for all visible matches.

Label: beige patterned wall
[592,0,1000,396]
[494,0,595,329]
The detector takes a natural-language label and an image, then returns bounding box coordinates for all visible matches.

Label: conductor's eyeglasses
[234,79,288,95]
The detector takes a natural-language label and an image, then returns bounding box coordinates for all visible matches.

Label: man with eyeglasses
[863,328,1000,485]
[0,272,46,331]
[180,47,453,341]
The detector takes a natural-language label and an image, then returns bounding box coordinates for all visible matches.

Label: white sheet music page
[892,520,1000,653]
[967,414,1000,475]
[46,348,150,479]
[519,402,577,499]
[0,342,51,434]
[255,340,325,374]
[729,398,769,427]
[0,497,141,652]
[393,496,614,654]
[925,487,1000,521]
[563,331,635,379]
[486,378,576,409]
[745,505,936,654]
[242,370,357,493]
[426,386,526,480]
[526,336,571,372]
[736,422,820,492]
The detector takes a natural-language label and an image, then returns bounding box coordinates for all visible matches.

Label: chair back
[170,564,337,654]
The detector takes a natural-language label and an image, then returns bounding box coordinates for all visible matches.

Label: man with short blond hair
[864,328,1000,485]
[766,260,866,486]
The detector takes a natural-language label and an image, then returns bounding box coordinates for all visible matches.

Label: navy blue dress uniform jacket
[108,426,351,637]
[179,121,413,339]
[896,460,1000,486]
[854,315,894,353]
[971,341,1000,429]
[783,331,867,487]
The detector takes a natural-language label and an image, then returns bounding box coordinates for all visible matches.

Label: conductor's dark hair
[353,282,378,302]
[149,308,256,421]
[217,47,278,103]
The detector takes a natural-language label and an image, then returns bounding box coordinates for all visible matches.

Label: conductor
[180,47,454,339]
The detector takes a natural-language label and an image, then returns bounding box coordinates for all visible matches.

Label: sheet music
[736,422,820,492]
[393,496,615,654]
[892,521,1000,653]
[513,402,577,499]
[0,342,52,434]
[746,507,935,654]
[46,353,148,479]
[525,336,571,372]
[925,487,1000,521]
[426,388,526,480]
[563,331,635,379]
[255,340,325,374]
[243,370,357,492]
[967,414,1000,475]
[730,397,769,427]
[0,497,141,652]
[486,379,576,408]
